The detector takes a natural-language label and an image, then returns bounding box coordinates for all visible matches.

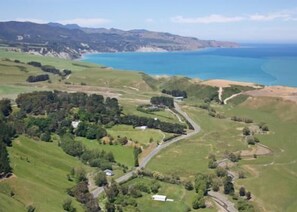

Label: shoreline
[79,45,297,89]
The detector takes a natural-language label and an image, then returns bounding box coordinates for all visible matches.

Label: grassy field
[120,100,183,128]
[122,177,215,212]
[0,50,154,100]
[76,137,135,167]
[107,125,167,146]
[0,136,86,212]
[222,97,297,212]
[147,103,247,179]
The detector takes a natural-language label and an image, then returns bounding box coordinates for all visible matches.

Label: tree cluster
[61,134,115,170]
[27,61,72,77]
[133,147,142,167]
[137,169,181,185]
[67,179,100,211]
[0,100,16,177]
[161,89,187,98]
[26,74,49,83]
[150,96,174,108]
[119,115,185,134]
[192,173,208,209]
[231,116,253,123]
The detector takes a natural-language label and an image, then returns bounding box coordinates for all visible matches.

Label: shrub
[94,171,108,187]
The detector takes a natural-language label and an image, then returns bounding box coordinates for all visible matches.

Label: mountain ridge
[0,21,239,59]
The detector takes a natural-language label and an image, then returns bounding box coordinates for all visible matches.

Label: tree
[228,152,240,162]
[40,131,51,142]
[246,191,252,200]
[94,172,108,187]
[212,179,220,192]
[194,173,208,195]
[208,159,218,169]
[184,181,194,191]
[192,191,206,209]
[0,99,12,117]
[62,198,76,212]
[105,202,115,212]
[239,187,246,196]
[216,167,227,177]
[150,181,160,193]
[60,134,84,157]
[105,179,119,203]
[242,127,251,136]
[0,142,12,175]
[223,176,234,195]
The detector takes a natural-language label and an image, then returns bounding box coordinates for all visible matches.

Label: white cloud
[249,11,291,21]
[14,18,48,24]
[171,8,297,24]
[59,18,111,27]
[145,18,154,23]
[171,15,244,24]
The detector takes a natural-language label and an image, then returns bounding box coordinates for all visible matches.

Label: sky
[1,0,297,43]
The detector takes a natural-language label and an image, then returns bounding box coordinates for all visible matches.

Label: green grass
[226,94,249,106]
[147,104,246,179]
[107,125,166,145]
[222,97,297,212]
[121,100,181,124]
[222,85,255,100]
[122,177,215,212]
[0,136,86,212]
[76,137,134,167]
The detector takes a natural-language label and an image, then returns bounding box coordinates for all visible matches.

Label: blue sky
[1,0,297,42]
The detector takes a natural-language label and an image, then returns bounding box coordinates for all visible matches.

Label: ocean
[81,44,297,87]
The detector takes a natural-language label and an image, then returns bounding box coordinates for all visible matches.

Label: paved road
[91,102,200,198]
[91,102,238,212]
[208,190,237,212]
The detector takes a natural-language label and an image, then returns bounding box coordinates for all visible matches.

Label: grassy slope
[0,136,86,212]
[122,177,215,212]
[1,50,297,211]
[0,50,153,100]
[147,103,246,179]
[107,125,165,145]
[76,136,134,167]
[223,97,297,212]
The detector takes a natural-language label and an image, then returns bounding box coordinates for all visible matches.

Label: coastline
[79,44,297,88]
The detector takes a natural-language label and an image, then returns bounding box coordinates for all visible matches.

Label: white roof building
[104,169,114,176]
[71,120,81,129]
[152,195,167,202]
[136,126,147,130]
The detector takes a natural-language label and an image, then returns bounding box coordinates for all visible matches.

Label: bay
[82,44,297,87]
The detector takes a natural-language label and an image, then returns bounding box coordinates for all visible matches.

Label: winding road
[91,102,237,212]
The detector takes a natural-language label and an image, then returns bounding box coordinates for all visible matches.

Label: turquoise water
[82,44,297,87]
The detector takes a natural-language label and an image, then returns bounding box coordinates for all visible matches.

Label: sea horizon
[81,43,297,87]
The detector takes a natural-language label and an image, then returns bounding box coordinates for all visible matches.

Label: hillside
[0,51,297,212]
[0,21,238,59]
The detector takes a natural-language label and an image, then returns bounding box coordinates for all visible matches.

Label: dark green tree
[0,142,12,175]
[94,171,108,187]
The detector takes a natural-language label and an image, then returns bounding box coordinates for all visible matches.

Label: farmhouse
[152,195,167,202]
[104,169,114,176]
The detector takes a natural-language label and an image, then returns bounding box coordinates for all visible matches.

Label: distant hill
[0,21,239,59]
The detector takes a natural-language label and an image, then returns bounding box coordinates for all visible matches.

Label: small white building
[152,195,167,202]
[104,169,114,176]
[136,126,147,130]
[71,120,81,129]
